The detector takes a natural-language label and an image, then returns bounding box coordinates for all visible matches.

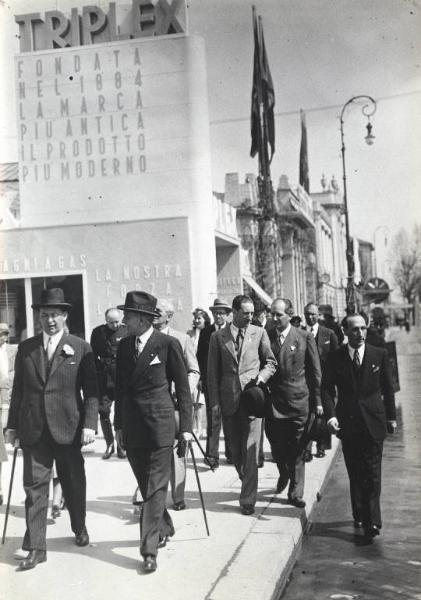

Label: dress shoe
[353,520,363,529]
[206,457,219,470]
[303,451,313,462]
[143,555,157,573]
[241,504,255,516]
[257,462,264,468]
[75,526,90,547]
[276,475,289,494]
[288,497,306,508]
[102,444,115,460]
[173,501,186,511]
[117,447,126,459]
[18,550,47,571]
[51,505,61,519]
[364,525,380,539]
[316,450,326,458]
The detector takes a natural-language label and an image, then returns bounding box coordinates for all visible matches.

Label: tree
[390,225,421,304]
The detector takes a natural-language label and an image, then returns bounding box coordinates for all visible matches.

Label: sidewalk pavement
[1,428,339,600]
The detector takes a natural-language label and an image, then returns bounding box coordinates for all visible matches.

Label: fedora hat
[32,288,72,310]
[240,384,270,418]
[117,291,157,316]
[0,323,9,334]
[209,298,232,313]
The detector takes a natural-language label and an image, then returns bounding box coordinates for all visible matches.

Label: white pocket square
[149,355,161,365]
[324,340,330,344]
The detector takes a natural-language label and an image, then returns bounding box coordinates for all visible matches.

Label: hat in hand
[240,384,269,418]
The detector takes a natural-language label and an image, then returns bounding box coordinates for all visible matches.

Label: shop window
[0,279,27,343]
[31,275,85,339]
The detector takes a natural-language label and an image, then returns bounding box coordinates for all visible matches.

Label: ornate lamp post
[340,95,377,313]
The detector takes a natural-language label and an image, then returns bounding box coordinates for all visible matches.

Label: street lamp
[340,95,377,313]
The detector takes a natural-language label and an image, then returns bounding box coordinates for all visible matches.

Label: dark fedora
[117,291,157,316]
[240,385,270,418]
[209,298,232,313]
[32,288,72,310]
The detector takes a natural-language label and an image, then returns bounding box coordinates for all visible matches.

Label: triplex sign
[15,0,186,53]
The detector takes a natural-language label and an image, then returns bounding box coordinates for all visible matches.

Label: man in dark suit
[303,302,338,460]
[114,291,192,573]
[197,298,232,468]
[265,298,322,508]
[90,307,128,459]
[207,295,276,515]
[5,288,98,570]
[323,313,397,539]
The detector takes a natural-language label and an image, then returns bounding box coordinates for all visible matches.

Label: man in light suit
[265,298,322,508]
[153,298,200,511]
[303,302,338,460]
[207,295,276,515]
[323,314,397,539]
[5,288,98,570]
[114,291,192,573]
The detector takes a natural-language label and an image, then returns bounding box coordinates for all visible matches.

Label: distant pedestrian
[207,295,276,515]
[5,288,98,570]
[187,307,210,439]
[323,314,397,539]
[0,323,17,506]
[153,299,200,511]
[197,298,233,468]
[265,298,322,508]
[303,303,338,461]
[90,308,128,459]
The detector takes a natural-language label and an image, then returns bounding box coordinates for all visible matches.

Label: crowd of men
[3,288,397,573]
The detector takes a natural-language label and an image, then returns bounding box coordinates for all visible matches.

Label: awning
[242,275,272,306]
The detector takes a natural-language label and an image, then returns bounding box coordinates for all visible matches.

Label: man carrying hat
[114,291,192,573]
[197,298,232,468]
[5,288,98,570]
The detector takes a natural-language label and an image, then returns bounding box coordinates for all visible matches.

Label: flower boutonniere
[371,364,380,373]
[290,345,296,351]
[62,344,75,356]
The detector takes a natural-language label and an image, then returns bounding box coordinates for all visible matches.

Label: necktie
[279,333,285,346]
[135,337,143,358]
[353,349,360,369]
[235,328,244,358]
[310,326,316,338]
[47,337,54,361]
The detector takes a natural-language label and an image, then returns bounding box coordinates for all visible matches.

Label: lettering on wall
[15,1,187,53]
[17,47,149,185]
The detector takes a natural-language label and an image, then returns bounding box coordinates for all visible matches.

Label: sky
[1,0,420,246]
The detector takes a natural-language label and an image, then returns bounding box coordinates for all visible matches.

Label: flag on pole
[250,7,275,162]
[299,109,309,193]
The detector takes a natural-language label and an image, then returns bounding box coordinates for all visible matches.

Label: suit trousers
[21,427,86,551]
[223,408,261,507]
[341,431,383,528]
[126,446,174,557]
[98,389,115,447]
[204,391,231,463]
[265,416,307,501]
[170,441,186,505]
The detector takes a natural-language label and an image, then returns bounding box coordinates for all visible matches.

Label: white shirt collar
[309,322,319,336]
[137,325,154,346]
[348,344,365,362]
[43,330,64,352]
[230,323,248,337]
[280,323,292,339]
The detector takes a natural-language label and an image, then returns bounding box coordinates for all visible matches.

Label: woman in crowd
[187,308,211,439]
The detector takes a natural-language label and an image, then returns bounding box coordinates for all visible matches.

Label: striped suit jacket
[7,333,98,446]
